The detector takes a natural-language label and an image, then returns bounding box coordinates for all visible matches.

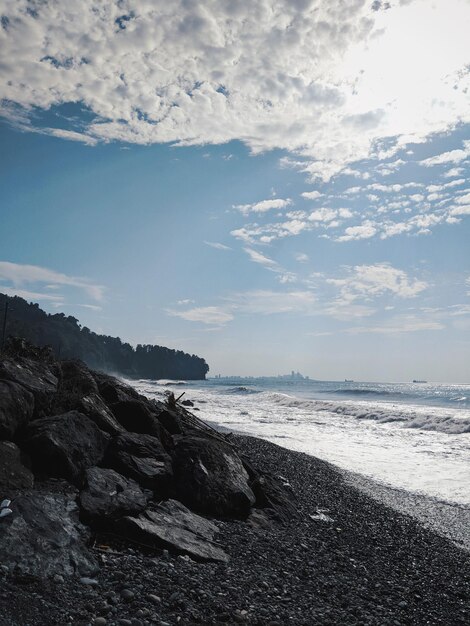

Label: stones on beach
[0,491,98,578]
[23,410,110,484]
[116,499,229,562]
[0,440,34,493]
[171,435,256,519]
[104,431,173,492]
[79,467,147,523]
[0,379,35,439]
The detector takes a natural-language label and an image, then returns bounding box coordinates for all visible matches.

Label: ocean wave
[321,388,395,397]
[258,392,470,435]
[155,380,188,386]
[225,386,260,395]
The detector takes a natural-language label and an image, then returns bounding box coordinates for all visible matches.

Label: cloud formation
[0,261,105,301]
[1,0,469,179]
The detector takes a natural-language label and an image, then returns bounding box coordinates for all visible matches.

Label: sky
[0,0,469,382]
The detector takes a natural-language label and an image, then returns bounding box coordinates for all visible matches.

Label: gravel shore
[1,434,469,626]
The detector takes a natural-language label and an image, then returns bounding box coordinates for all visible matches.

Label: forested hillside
[0,293,209,380]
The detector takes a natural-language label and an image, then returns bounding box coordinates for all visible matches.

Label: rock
[120,589,135,601]
[78,394,125,435]
[80,467,147,523]
[93,372,140,405]
[147,594,162,604]
[52,359,99,414]
[181,399,194,407]
[249,473,298,522]
[80,577,99,586]
[0,491,98,578]
[24,411,110,484]
[156,408,183,435]
[0,441,34,494]
[171,436,255,519]
[117,499,229,562]
[0,354,58,417]
[110,399,161,436]
[0,380,35,439]
[104,432,173,492]
[94,618,107,625]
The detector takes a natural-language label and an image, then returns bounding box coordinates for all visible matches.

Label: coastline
[1,433,468,625]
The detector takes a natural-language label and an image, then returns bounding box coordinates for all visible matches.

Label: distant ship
[344,379,354,383]
[412,379,427,383]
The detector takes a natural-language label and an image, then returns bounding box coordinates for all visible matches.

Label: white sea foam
[129,377,470,505]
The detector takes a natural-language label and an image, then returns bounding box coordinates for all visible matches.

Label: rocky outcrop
[24,411,110,484]
[77,393,125,435]
[0,355,58,416]
[171,435,256,519]
[0,379,34,439]
[0,490,98,578]
[117,499,228,562]
[110,398,161,436]
[80,466,147,523]
[105,431,173,493]
[0,440,34,493]
[0,339,296,583]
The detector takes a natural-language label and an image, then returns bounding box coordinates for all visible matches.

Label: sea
[128,377,470,507]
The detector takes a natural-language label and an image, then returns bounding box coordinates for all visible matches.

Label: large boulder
[117,499,228,562]
[24,411,110,484]
[0,356,58,417]
[171,436,256,519]
[77,393,125,435]
[0,491,98,578]
[52,359,99,414]
[0,441,34,494]
[105,432,173,493]
[80,467,147,523]
[110,399,161,436]
[93,371,140,404]
[0,379,35,439]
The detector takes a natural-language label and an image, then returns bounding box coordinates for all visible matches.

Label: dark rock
[52,360,99,414]
[156,408,183,435]
[110,399,161,436]
[93,372,140,405]
[0,379,35,439]
[0,491,98,578]
[104,432,173,492]
[171,436,255,519]
[80,467,147,522]
[78,394,125,435]
[117,499,229,562]
[250,473,298,522]
[0,441,34,493]
[181,399,194,407]
[0,355,58,417]
[24,410,110,484]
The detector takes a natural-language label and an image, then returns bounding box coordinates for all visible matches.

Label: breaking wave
[259,392,470,435]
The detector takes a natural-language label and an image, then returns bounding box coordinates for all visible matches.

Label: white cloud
[204,241,232,250]
[243,248,278,268]
[300,191,323,200]
[420,149,469,167]
[328,263,428,309]
[226,289,316,316]
[0,261,105,301]
[443,167,464,178]
[1,0,469,180]
[337,221,377,241]
[0,286,64,303]
[234,198,292,215]
[295,252,309,263]
[169,306,233,325]
[455,192,470,205]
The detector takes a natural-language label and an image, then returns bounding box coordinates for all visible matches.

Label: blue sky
[0,0,469,381]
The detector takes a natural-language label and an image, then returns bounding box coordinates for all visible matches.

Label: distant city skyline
[1,0,469,382]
